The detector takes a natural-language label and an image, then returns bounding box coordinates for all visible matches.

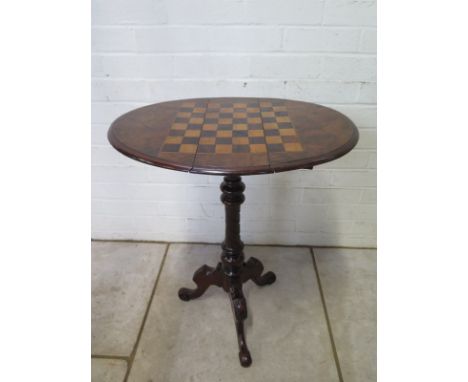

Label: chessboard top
[108,97,359,175]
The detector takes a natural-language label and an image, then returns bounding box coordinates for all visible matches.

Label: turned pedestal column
[178,175,276,367]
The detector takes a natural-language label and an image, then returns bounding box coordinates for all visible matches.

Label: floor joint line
[91,354,129,361]
[310,247,344,382]
[123,243,170,382]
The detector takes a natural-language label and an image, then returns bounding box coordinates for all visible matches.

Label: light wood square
[248,130,264,137]
[185,130,201,137]
[172,123,188,130]
[284,142,303,152]
[219,118,233,124]
[266,136,282,144]
[165,136,184,144]
[199,137,215,145]
[203,124,217,131]
[233,137,249,145]
[215,144,232,154]
[247,117,261,124]
[217,130,233,138]
[179,144,197,154]
[263,123,278,130]
[250,144,267,153]
[234,112,247,118]
[189,117,204,124]
[233,124,248,130]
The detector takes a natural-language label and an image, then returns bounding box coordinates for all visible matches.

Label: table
[107,97,359,367]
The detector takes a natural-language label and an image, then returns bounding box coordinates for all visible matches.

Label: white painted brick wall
[92,0,377,247]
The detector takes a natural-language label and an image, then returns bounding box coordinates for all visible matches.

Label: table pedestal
[178,175,276,367]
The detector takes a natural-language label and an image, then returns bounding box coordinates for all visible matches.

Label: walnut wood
[108,97,359,175]
[107,97,360,368]
[178,175,276,367]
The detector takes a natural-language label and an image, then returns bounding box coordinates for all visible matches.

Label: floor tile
[314,248,377,382]
[128,244,339,382]
[92,241,167,356]
[91,358,127,382]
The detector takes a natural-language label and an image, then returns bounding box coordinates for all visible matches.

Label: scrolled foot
[244,257,277,287]
[239,348,252,367]
[255,270,276,286]
[178,263,222,301]
[178,287,194,301]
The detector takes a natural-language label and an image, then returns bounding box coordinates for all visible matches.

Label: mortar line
[91,238,376,251]
[310,247,344,382]
[123,243,170,382]
[91,354,129,361]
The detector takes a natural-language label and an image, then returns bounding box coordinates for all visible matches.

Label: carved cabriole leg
[178,263,223,301]
[177,175,277,367]
[243,257,277,286]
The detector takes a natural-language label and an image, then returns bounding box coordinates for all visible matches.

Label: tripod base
[178,257,276,367]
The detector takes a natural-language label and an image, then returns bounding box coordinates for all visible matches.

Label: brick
[355,128,376,149]
[323,0,376,26]
[157,202,209,218]
[353,220,377,235]
[135,27,282,53]
[244,0,324,25]
[92,146,139,166]
[92,200,160,216]
[92,165,150,183]
[92,0,168,25]
[358,82,377,103]
[283,28,361,52]
[92,27,136,53]
[243,218,296,233]
[367,151,376,169]
[91,102,142,124]
[360,189,376,204]
[165,0,246,24]
[147,168,210,184]
[326,203,375,220]
[92,215,133,232]
[135,27,209,53]
[92,55,174,78]
[92,79,150,102]
[92,124,110,145]
[331,105,376,128]
[285,80,360,103]
[173,55,250,78]
[360,28,377,52]
[209,27,282,52]
[329,170,376,187]
[301,170,333,187]
[321,56,376,82]
[316,150,370,169]
[251,55,322,79]
[302,188,362,204]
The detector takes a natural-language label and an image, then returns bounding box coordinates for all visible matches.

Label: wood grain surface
[108,97,359,175]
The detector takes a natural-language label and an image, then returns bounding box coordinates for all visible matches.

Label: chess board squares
[189,117,204,124]
[233,123,249,134]
[279,128,296,136]
[161,142,197,154]
[234,112,247,118]
[248,129,264,138]
[216,130,232,138]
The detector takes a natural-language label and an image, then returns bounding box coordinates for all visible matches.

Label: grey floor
[92,241,376,382]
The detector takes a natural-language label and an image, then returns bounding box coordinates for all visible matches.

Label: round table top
[108,97,359,175]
